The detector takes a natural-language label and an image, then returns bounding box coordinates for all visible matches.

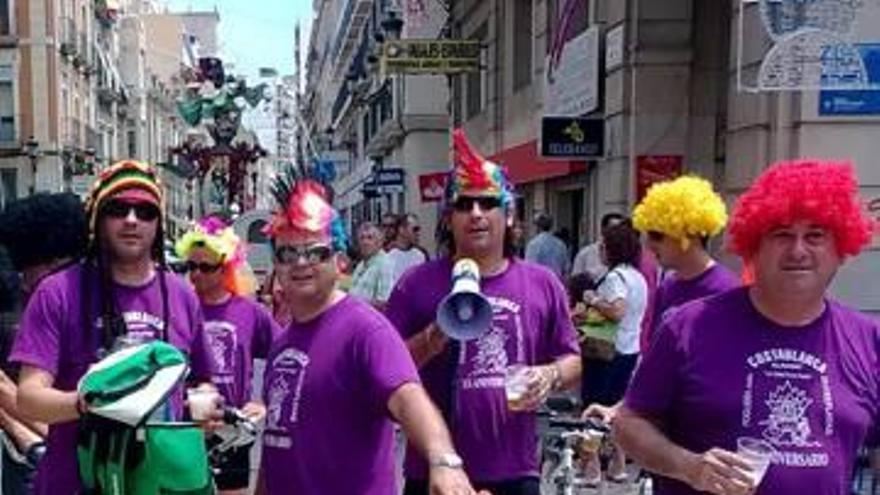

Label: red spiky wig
[728,159,874,259]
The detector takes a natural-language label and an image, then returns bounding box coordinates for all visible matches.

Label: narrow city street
[0,1,879,494]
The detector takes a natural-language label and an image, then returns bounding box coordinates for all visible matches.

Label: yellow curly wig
[632,176,728,249]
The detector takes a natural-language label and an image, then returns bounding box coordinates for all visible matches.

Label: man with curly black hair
[0,192,86,495]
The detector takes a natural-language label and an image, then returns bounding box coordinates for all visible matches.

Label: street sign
[540,117,603,158]
[418,172,448,203]
[374,167,405,186]
[381,39,481,75]
[819,43,880,115]
[362,180,380,198]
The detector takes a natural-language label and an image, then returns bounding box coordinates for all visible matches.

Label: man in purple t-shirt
[255,172,481,495]
[386,130,581,495]
[9,161,215,495]
[176,216,281,494]
[633,175,738,346]
[616,160,880,495]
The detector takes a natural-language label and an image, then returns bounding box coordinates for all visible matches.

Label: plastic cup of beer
[580,429,604,453]
[505,365,531,410]
[736,437,774,487]
[187,388,220,421]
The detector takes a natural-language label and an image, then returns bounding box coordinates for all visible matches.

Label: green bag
[76,341,216,495]
[578,308,618,362]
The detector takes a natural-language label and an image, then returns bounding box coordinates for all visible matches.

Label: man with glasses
[256,173,482,495]
[385,130,582,495]
[632,176,738,346]
[176,216,280,495]
[350,222,394,310]
[9,161,214,495]
[582,177,737,426]
[615,161,879,495]
[381,212,399,250]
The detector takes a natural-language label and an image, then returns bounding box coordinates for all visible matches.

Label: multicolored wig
[632,175,728,250]
[265,166,348,251]
[175,215,256,296]
[728,159,874,259]
[443,129,515,209]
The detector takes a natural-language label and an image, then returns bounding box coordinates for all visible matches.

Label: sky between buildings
[163,0,312,81]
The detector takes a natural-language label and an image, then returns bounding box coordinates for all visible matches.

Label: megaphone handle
[444,340,463,429]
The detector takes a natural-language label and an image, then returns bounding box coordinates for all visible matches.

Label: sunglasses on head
[274,243,334,265]
[452,196,502,213]
[102,200,160,222]
[184,260,223,273]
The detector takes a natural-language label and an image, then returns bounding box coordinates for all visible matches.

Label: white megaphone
[436,258,493,341]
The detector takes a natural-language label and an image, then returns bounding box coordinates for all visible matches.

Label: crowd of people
[0,128,876,495]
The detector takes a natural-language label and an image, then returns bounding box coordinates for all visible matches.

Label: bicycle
[207,407,259,470]
[541,415,611,495]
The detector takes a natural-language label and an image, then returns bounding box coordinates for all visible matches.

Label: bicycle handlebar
[548,416,610,434]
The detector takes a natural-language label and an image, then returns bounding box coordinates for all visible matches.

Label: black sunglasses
[184,260,223,273]
[274,243,334,265]
[453,196,502,213]
[647,231,666,242]
[102,200,160,222]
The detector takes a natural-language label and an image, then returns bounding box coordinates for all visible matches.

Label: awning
[488,139,588,185]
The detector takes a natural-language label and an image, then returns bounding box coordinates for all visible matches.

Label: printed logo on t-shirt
[263,346,309,450]
[458,296,524,391]
[94,311,165,344]
[204,320,238,380]
[743,348,833,468]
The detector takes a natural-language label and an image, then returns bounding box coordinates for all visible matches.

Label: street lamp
[24,136,39,195]
[381,11,404,41]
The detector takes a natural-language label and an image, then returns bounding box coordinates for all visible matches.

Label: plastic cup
[736,437,775,486]
[187,388,220,421]
[505,365,531,410]
[580,430,604,453]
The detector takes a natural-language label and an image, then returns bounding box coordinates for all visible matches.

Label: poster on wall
[418,172,447,203]
[737,0,880,92]
[544,0,598,116]
[635,155,683,201]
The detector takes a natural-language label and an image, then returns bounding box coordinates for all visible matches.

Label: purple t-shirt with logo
[625,287,880,495]
[649,264,739,344]
[385,258,580,482]
[202,295,279,407]
[9,263,212,495]
[260,295,419,495]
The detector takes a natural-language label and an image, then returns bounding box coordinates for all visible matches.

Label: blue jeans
[1,432,39,495]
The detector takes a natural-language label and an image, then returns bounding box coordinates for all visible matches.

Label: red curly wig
[728,159,874,259]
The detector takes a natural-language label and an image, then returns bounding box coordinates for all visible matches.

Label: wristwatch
[430,452,464,469]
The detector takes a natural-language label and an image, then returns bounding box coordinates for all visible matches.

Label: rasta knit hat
[84,160,163,239]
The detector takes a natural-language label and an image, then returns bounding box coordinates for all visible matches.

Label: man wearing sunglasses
[616,162,880,495]
[176,216,280,495]
[256,175,482,495]
[632,176,738,347]
[385,130,582,495]
[8,161,214,495]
